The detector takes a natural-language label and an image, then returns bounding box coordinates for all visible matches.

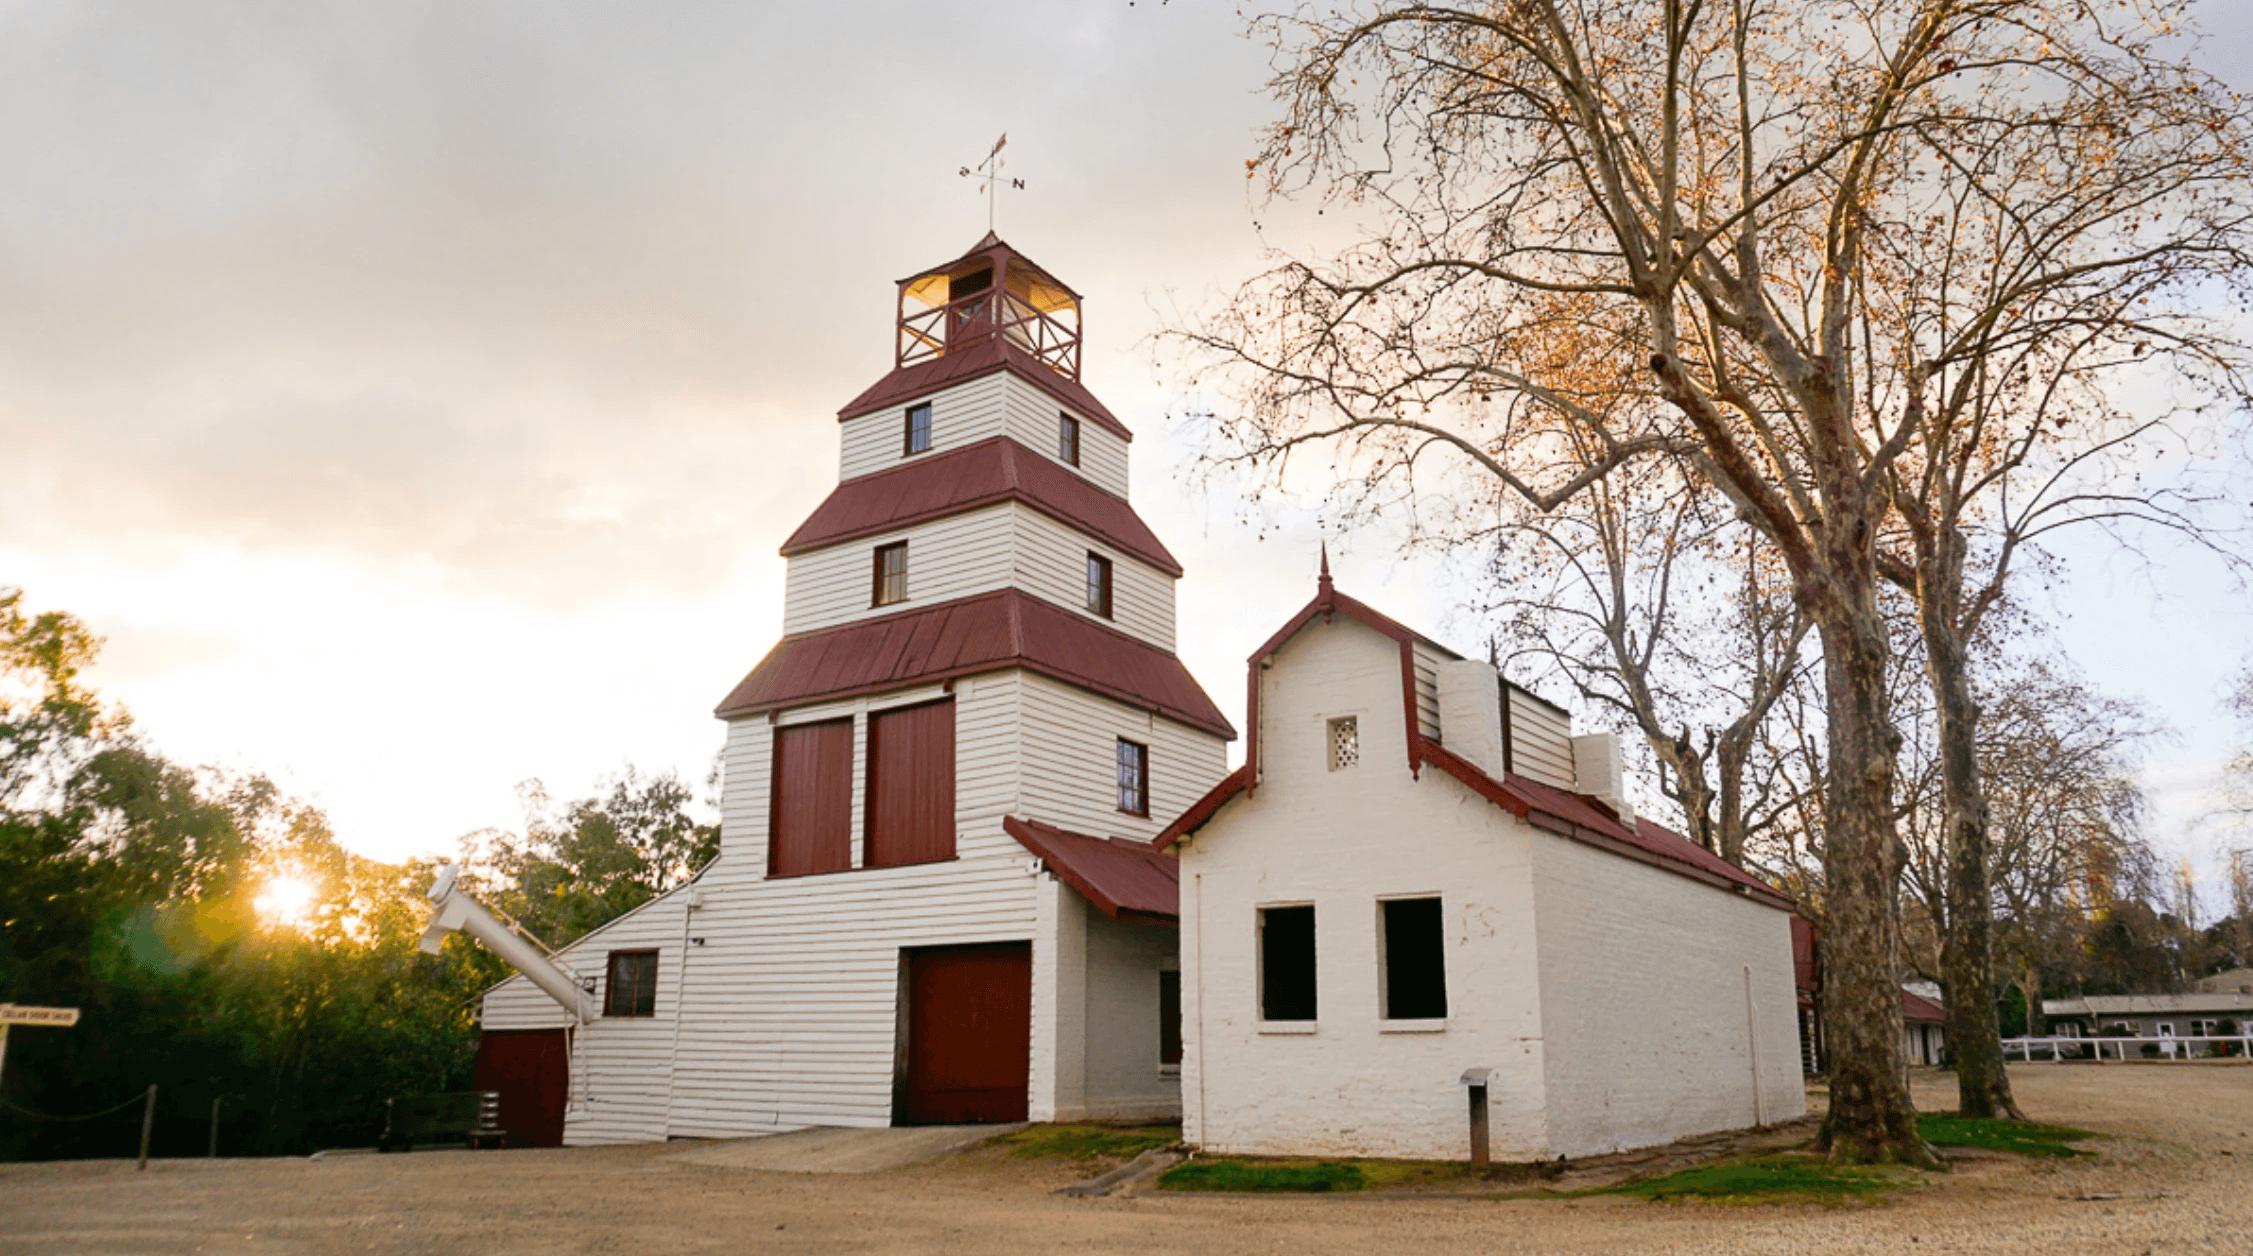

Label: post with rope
[138,1085,156,1171]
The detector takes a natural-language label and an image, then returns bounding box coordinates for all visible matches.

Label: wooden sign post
[0,1003,83,1092]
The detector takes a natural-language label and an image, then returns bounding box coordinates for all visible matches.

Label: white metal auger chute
[420,863,597,1024]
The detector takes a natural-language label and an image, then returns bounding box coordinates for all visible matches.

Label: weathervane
[960,133,1024,233]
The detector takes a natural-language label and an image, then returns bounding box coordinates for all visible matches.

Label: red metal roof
[834,333,1132,441]
[1003,817,1180,925]
[780,436,1182,576]
[713,588,1234,738]
[1902,989,1946,1024]
[1156,572,1793,912]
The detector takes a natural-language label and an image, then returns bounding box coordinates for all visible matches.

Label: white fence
[2004,1035,2252,1062]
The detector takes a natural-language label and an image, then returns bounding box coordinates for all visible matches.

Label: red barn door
[901,942,1031,1124]
[473,1029,570,1148]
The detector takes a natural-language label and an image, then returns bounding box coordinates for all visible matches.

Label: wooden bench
[378,1090,506,1152]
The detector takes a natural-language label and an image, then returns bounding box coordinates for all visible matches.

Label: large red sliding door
[901,943,1031,1124]
[865,700,955,868]
[770,718,854,877]
[473,1029,569,1148]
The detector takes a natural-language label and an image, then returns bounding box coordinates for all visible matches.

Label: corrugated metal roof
[780,436,1182,576]
[834,335,1131,440]
[713,588,1234,738]
[1003,817,1179,925]
[1901,989,1946,1024]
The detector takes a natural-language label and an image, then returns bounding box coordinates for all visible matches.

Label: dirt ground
[3,1065,2247,1255]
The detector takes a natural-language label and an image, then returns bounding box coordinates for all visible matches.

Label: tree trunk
[1916,530,2025,1121]
[2021,966,2045,1038]
[1810,598,1938,1165]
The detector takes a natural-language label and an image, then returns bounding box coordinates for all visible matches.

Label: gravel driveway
[2,1065,2245,1255]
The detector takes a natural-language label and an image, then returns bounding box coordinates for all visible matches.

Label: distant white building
[1156,567,1806,1161]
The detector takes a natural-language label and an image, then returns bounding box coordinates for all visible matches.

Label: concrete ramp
[667,1124,1025,1173]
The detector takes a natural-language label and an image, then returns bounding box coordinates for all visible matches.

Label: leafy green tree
[466,767,718,947]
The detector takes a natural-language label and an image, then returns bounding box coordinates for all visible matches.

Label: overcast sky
[6,1,2250,909]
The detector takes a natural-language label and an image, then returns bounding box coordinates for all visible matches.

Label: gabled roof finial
[1317,541,1333,597]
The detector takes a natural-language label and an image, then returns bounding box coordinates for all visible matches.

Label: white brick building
[1158,563,1806,1160]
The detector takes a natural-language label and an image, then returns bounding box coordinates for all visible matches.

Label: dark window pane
[904,402,933,455]
[873,542,909,606]
[1058,413,1080,466]
[1116,738,1147,815]
[606,951,658,1018]
[1158,970,1183,1066]
[1260,906,1317,1022]
[1382,898,1448,1020]
[1086,554,1113,618]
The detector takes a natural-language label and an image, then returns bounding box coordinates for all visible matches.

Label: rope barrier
[1,1091,152,1123]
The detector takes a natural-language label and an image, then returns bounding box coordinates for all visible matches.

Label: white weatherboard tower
[448,235,1233,1145]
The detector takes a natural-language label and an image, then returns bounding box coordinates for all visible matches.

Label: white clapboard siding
[478,886,697,1146]
[665,844,1039,1133]
[1409,642,1447,742]
[1001,373,1130,496]
[783,503,1178,649]
[839,372,1010,481]
[1009,508,1176,649]
[1015,673,1231,843]
[1508,685,1576,790]
[782,507,1015,635]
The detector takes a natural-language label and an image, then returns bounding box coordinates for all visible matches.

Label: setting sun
[254,874,318,928]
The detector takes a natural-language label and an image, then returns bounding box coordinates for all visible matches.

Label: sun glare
[255,874,318,928]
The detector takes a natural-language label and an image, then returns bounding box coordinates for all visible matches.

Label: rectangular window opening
[1328,716,1359,771]
[605,950,659,1018]
[1058,413,1081,466]
[1116,738,1148,816]
[872,541,909,607]
[1259,905,1317,1022]
[1086,553,1114,618]
[1380,897,1448,1021]
[1158,970,1183,1067]
[904,402,933,455]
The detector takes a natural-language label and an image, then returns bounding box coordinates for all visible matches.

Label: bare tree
[1179,0,2253,1160]
[1473,456,1813,866]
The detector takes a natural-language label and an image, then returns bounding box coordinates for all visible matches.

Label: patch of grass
[1158,1159,1366,1193]
[1917,1115,2099,1158]
[1598,1155,1915,1205]
[995,1123,1180,1162]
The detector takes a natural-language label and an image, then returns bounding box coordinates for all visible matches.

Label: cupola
[896,232,1082,381]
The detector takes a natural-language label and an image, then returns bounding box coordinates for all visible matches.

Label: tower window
[1058,413,1081,466]
[1259,905,1317,1022]
[1086,553,1113,618]
[1379,897,1448,1020]
[1328,717,1359,771]
[1116,738,1148,816]
[904,402,933,455]
[604,950,659,1018]
[872,541,909,607]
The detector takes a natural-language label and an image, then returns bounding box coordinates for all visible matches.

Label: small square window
[605,950,658,1018]
[904,402,933,455]
[1259,905,1317,1022]
[1380,898,1448,1020]
[1328,716,1359,770]
[1116,738,1148,816]
[1086,553,1113,618]
[872,541,909,607]
[1058,413,1081,466]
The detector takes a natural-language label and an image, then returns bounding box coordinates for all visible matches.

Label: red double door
[900,942,1032,1125]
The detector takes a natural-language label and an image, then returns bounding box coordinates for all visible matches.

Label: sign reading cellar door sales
[0,1004,81,1026]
